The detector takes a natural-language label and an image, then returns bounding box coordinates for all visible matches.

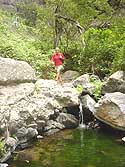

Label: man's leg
[56,65,63,84]
[59,71,63,83]
[56,71,60,81]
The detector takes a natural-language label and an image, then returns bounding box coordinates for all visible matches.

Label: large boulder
[73,74,100,94]
[94,92,125,131]
[73,74,90,87]
[62,70,80,82]
[35,79,79,107]
[0,57,36,85]
[0,79,80,137]
[0,83,35,105]
[102,71,125,94]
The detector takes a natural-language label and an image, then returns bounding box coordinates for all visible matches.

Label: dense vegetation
[0,0,124,79]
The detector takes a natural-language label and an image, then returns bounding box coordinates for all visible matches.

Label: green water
[9,128,125,167]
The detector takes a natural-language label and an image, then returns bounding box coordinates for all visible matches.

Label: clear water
[9,128,125,167]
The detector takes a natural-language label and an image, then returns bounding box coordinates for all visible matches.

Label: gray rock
[16,127,28,139]
[0,163,8,167]
[56,113,78,128]
[72,74,96,94]
[0,151,11,163]
[44,129,60,136]
[79,94,96,113]
[95,92,125,131]
[73,74,90,87]
[117,82,125,93]
[102,71,125,94]
[62,70,80,82]
[16,127,38,141]
[44,120,65,132]
[18,142,31,149]
[0,83,35,105]
[5,137,18,152]
[26,128,38,139]
[0,57,36,85]
[0,76,80,142]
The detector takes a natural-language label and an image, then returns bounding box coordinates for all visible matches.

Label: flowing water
[9,128,125,167]
[79,102,86,128]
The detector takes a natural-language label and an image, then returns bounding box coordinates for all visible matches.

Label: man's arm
[59,53,65,61]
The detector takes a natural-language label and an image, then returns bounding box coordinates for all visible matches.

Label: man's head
[55,47,60,53]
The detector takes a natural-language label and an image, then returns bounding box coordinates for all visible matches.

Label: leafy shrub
[90,76,103,100]
[0,140,5,158]
[112,43,125,72]
[76,84,84,93]
[0,3,124,80]
[0,10,55,79]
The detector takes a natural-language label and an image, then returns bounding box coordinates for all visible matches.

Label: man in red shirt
[51,47,65,83]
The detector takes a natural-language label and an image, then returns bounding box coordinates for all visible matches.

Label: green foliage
[16,0,38,26]
[83,28,117,75]
[110,17,125,72]
[0,0,124,79]
[69,26,125,77]
[34,84,41,94]
[90,76,103,100]
[0,10,55,78]
[112,44,125,72]
[76,76,103,100]
[0,140,5,158]
[76,84,84,93]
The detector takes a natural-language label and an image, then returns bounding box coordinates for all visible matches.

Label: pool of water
[9,128,125,167]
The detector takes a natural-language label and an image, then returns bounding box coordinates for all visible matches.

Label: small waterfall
[79,102,86,128]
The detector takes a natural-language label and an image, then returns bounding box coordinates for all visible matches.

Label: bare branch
[55,14,85,33]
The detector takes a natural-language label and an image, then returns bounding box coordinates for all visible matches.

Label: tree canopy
[0,0,124,78]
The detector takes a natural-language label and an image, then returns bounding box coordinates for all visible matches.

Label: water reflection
[80,128,84,149]
[9,129,125,167]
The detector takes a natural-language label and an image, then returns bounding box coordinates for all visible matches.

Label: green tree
[0,0,124,78]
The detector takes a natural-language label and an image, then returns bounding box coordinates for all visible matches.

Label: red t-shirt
[51,52,65,66]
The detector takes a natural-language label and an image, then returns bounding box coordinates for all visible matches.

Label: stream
[8,128,125,167]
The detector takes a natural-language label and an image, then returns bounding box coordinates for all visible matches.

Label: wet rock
[44,129,60,136]
[0,163,8,167]
[5,137,18,152]
[56,113,79,128]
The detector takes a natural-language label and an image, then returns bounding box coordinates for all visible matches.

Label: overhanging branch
[55,14,86,48]
[55,13,85,34]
